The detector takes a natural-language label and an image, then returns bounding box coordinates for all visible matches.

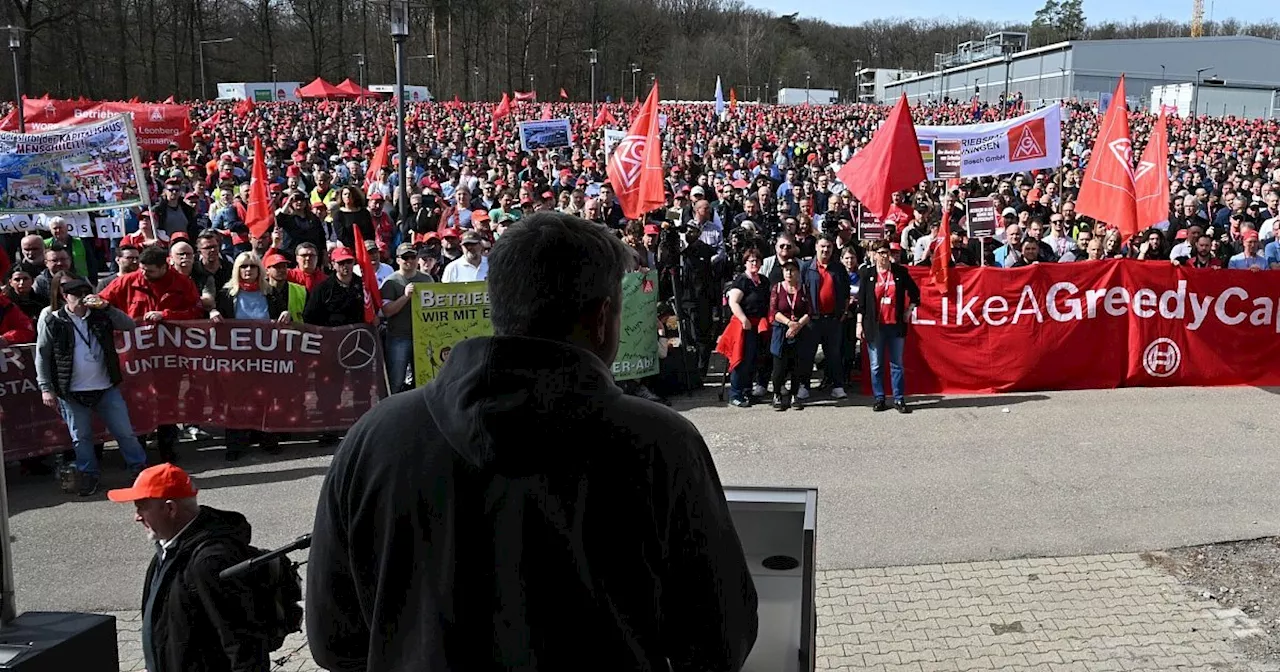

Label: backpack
[195,541,304,652]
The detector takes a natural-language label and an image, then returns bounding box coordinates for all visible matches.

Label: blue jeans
[728,325,760,401]
[57,386,148,476]
[384,335,414,394]
[867,330,906,402]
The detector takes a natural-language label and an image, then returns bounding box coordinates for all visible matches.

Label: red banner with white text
[0,99,193,151]
[871,260,1280,395]
[0,321,385,460]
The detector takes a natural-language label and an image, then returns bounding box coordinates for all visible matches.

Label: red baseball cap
[644,224,661,235]
[107,464,198,502]
[330,246,355,263]
[263,253,289,267]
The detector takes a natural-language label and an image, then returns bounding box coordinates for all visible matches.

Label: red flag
[729,88,737,111]
[835,94,926,220]
[363,129,391,194]
[244,138,273,238]
[929,208,952,292]
[1135,109,1170,230]
[514,90,536,103]
[540,103,553,120]
[233,98,256,119]
[162,95,175,104]
[606,81,665,220]
[351,226,381,325]
[592,105,617,130]
[491,92,511,135]
[199,109,223,130]
[559,87,569,100]
[715,318,746,373]
[1076,76,1139,239]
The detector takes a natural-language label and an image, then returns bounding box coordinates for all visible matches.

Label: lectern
[724,486,818,672]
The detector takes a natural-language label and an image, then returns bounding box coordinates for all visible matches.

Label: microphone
[219,533,312,580]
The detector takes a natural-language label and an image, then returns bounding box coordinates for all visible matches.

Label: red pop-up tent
[334,78,380,99]
[297,77,347,99]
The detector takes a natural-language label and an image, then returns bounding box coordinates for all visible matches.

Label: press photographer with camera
[658,220,720,376]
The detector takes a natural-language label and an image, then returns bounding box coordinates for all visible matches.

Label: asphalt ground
[8,384,1280,613]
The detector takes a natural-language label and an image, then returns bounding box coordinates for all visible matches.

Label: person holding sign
[308,211,758,672]
[856,240,920,414]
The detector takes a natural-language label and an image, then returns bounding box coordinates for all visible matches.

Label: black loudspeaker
[0,612,118,672]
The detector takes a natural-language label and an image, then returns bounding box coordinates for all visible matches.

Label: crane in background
[1191,0,1204,37]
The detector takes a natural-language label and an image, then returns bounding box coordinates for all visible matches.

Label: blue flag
[714,76,725,116]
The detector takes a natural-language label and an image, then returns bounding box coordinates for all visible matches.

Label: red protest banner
[869,260,1280,395]
[0,321,385,460]
[0,99,193,151]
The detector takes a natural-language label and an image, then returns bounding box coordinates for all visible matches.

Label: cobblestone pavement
[106,552,1268,672]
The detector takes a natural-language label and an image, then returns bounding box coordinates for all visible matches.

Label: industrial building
[882,34,1280,119]
[855,68,921,103]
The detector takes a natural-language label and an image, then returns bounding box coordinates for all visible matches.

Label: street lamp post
[356,53,367,95]
[270,63,278,100]
[586,49,598,118]
[629,63,640,101]
[805,71,811,104]
[198,37,235,100]
[4,26,24,133]
[389,0,409,230]
[1193,65,1213,124]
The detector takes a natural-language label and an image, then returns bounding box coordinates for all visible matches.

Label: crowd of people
[1,94,1279,490]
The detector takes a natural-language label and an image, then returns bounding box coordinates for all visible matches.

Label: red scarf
[240,280,261,292]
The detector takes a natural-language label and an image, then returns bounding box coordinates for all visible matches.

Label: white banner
[916,104,1062,180]
[0,114,149,214]
[603,128,625,158]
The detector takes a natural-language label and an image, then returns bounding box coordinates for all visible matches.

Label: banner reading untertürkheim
[0,114,150,214]
[915,104,1062,180]
[411,282,493,386]
[409,276,659,385]
[613,270,659,381]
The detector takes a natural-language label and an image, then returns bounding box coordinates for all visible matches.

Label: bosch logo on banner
[1142,338,1181,378]
[1008,118,1047,162]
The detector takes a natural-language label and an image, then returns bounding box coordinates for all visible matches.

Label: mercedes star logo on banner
[338,329,377,370]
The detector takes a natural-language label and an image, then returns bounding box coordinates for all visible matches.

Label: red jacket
[0,294,34,344]
[99,268,204,321]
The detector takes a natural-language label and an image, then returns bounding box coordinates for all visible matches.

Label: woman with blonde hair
[209,252,288,460]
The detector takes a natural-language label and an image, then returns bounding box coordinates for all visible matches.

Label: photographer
[663,222,719,375]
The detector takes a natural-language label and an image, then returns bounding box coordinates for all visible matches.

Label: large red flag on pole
[351,225,382,325]
[491,92,512,135]
[244,137,273,238]
[606,81,665,220]
[1135,109,1170,230]
[1076,76,1139,239]
[363,129,391,194]
[835,94,926,220]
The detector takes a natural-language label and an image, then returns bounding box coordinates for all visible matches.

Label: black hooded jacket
[307,335,759,672]
[141,506,270,672]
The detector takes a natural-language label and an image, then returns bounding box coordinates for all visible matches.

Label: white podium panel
[724,487,817,672]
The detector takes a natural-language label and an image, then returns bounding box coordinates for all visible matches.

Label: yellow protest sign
[410,281,493,385]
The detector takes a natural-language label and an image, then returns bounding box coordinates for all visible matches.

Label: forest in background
[4,0,1280,102]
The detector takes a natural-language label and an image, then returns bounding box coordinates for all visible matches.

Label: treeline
[3,0,1279,103]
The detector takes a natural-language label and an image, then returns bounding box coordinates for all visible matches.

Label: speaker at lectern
[724,486,817,672]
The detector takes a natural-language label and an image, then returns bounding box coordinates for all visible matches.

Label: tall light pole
[198,37,235,100]
[270,63,278,101]
[805,70,811,105]
[4,26,25,132]
[629,63,639,101]
[355,53,367,94]
[586,48,598,118]
[408,55,435,98]
[854,59,863,103]
[1193,65,1213,124]
[389,0,409,230]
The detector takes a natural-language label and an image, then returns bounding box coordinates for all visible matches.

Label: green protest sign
[611,270,659,382]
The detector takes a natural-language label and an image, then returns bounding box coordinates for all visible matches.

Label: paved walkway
[107,552,1262,672]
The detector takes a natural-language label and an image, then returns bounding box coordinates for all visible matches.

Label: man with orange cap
[108,464,270,672]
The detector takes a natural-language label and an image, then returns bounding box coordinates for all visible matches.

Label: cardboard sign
[965,197,998,238]
[517,118,573,152]
[857,206,886,241]
[933,139,963,180]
